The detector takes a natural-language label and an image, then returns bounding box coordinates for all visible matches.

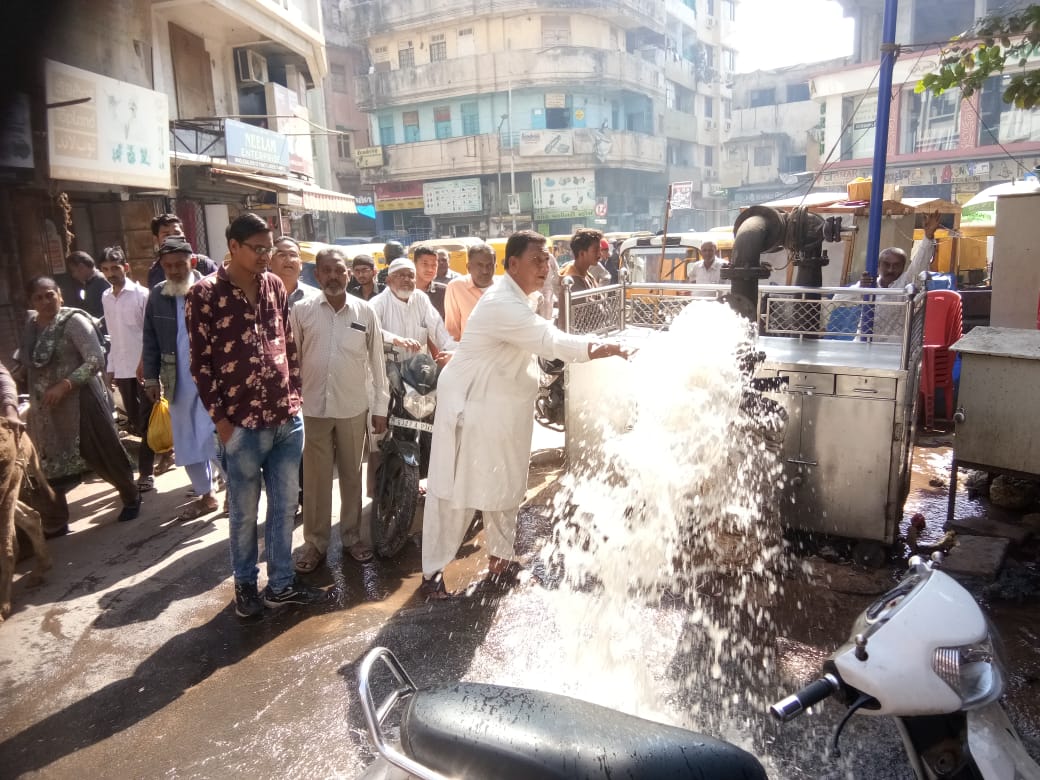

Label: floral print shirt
[185,267,302,429]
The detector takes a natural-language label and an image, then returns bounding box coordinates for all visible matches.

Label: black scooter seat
[401,682,767,779]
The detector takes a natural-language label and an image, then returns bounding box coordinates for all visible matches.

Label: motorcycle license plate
[390,416,434,433]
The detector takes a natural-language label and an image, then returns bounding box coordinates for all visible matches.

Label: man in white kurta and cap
[369,258,458,363]
[419,230,630,599]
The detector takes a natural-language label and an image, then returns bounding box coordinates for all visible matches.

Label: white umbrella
[964,180,1039,208]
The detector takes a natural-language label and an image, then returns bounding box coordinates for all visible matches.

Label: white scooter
[356,555,1040,779]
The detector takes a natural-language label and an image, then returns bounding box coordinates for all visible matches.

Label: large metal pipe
[725,205,785,319]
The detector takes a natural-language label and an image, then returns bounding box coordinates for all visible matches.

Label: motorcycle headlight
[933,633,1005,709]
[402,387,436,420]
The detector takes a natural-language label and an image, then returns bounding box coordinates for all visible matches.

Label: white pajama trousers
[421,496,519,578]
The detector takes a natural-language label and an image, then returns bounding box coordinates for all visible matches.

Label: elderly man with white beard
[369,258,458,366]
[142,236,222,521]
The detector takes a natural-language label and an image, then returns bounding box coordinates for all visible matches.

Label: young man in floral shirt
[185,213,325,618]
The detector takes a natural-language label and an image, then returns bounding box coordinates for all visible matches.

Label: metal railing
[562,279,926,371]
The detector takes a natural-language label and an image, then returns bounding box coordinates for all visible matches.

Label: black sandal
[419,574,452,601]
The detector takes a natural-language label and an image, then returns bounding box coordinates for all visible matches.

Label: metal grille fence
[565,284,625,335]
[562,281,926,373]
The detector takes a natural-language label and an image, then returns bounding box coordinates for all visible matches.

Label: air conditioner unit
[704,118,716,130]
[705,16,715,28]
[235,49,269,85]
[705,167,718,180]
[724,120,732,132]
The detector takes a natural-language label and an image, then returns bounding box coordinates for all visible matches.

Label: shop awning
[209,168,357,214]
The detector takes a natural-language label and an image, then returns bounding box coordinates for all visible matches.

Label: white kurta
[427,273,592,511]
[369,288,458,357]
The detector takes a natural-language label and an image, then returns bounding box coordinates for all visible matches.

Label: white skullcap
[387,258,416,276]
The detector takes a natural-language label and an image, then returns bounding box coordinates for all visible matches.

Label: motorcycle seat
[401,682,767,780]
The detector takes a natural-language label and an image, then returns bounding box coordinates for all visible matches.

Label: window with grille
[379,115,395,145]
[704,146,714,167]
[430,33,447,62]
[703,96,714,118]
[398,43,414,68]
[541,16,571,46]
[434,106,452,139]
[403,110,420,142]
[461,102,479,135]
[336,126,351,159]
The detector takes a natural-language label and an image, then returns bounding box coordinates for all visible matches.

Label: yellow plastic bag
[146,397,174,453]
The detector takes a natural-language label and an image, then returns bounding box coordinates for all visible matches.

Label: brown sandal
[293,546,325,574]
[175,497,219,522]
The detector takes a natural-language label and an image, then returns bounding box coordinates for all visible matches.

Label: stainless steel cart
[947,327,1040,522]
[563,281,925,561]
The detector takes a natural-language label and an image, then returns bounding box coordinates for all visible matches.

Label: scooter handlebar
[769,674,840,722]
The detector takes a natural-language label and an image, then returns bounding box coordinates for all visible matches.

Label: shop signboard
[45,59,170,189]
[519,130,573,157]
[265,82,314,179]
[423,177,482,215]
[375,181,424,211]
[354,146,385,169]
[224,118,290,174]
[532,170,595,220]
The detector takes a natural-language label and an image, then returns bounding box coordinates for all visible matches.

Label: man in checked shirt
[186,213,327,619]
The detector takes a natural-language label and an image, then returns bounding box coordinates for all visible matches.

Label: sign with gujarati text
[45,59,169,188]
[532,170,595,220]
[545,93,567,109]
[354,146,384,169]
[519,130,573,157]
[224,118,290,174]
[375,181,423,211]
[670,181,694,211]
[423,178,482,215]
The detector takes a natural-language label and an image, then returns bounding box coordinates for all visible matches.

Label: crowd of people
[10,213,627,618]
[10,210,939,618]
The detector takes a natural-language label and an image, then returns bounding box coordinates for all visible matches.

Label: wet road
[0,428,1037,779]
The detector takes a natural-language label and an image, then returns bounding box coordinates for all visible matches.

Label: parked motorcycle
[372,351,437,559]
[356,554,1040,779]
[534,357,565,430]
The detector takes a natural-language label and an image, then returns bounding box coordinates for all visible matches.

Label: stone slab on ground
[943,535,1010,580]
[949,515,1034,544]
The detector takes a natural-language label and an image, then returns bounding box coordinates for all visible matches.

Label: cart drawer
[780,372,835,395]
[836,375,897,399]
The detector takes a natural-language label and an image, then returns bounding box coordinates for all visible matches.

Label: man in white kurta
[420,231,629,598]
[290,249,389,571]
[369,258,458,361]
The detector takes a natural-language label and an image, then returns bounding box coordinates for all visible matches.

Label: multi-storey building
[0,0,357,359]
[341,0,734,239]
[721,61,846,219]
[812,0,1040,201]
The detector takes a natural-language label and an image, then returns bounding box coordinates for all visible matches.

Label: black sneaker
[262,578,327,609]
[235,581,264,618]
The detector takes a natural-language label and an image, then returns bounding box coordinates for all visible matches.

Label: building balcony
[152,0,326,81]
[664,164,702,188]
[359,129,665,184]
[356,48,664,111]
[663,108,701,144]
[344,0,665,38]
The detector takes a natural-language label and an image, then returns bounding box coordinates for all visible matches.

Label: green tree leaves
[916,4,1040,109]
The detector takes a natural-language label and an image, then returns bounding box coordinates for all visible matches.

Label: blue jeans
[217,414,303,592]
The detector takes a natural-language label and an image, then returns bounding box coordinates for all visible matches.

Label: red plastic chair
[919,290,962,427]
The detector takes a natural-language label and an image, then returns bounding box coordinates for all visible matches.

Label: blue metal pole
[865,0,899,277]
